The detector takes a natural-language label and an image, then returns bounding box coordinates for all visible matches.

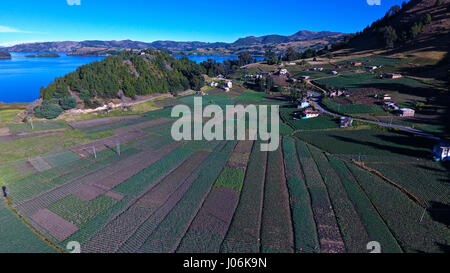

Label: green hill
[40,49,205,102]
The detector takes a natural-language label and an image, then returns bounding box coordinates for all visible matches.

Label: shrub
[34,101,64,119]
[59,97,77,110]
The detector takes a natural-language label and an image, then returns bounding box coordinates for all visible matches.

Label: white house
[297,100,310,109]
[210,82,219,87]
[302,109,319,119]
[224,80,233,89]
[331,71,338,75]
[279,69,288,75]
[400,108,415,117]
[433,142,450,162]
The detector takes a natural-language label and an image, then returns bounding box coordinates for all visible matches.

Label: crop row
[118,143,230,253]
[220,141,266,253]
[260,143,294,253]
[47,194,118,229]
[139,149,231,253]
[297,142,345,252]
[177,141,252,252]
[282,137,319,253]
[82,150,211,253]
[64,143,195,246]
[307,145,369,253]
[347,163,450,253]
[326,155,402,253]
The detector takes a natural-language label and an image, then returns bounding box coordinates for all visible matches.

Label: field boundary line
[114,151,212,253]
[344,163,405,253]
[174,142,237,253]
[351,161,426,208]
[3,198,65,253]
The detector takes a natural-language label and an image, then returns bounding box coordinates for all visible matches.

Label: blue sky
[0,0,405,46]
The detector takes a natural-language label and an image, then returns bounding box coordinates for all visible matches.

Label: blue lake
[0,54,261,103]
[0,53,105,103]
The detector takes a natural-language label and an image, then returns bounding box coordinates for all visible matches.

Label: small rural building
[340,117,353,128]
[224,80,233,89]
[297,100,310,109]
[433,142,450,162]
[210,82,219,87]
[384,101,399,110]
[366,65,378,70]
[400,108,415,117]
[330,71,338,75]
[302,108,319,119]
[384,73,402,79]
[300,75,310,80]
[351,61,363,66]
[279,69,289,75]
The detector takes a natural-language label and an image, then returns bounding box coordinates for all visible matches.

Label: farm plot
[281,108,339,130]
[296,141,345,253]
[221,141,266,253]
[30,209,79,241]
[176,141,252,253]
[71,129,148,157]
[0,200,55,253]
[135,144,232,253]
[366,162,450,207]
[28,156,52,172]
[64,144,196,246]
[81,151,211,253]
[8,121,68,134]
[294,129,433,159]
[260,144,294,253]
[118,147,229,253]
[8,147,139,206]
[47,194,118,228]
[327,155,403,253]
[40,150,79,168]
[322,99,385,115]
[308,145,369,253]
[0,159,36,185]
[347,163,450,253]
[281,137,319,253]
[69,116,140,130]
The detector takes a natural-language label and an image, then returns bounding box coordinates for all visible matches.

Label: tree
[238,53,253,66]
[284,47,300,62]
[410,23,423,38]
[264,49,277,65]
[34,100,64,119]
[435,0,443,6]
[266,77,274,92]
[423,14,432,25]
[59,97,77,110]
[301,49,317,59]
[379,26,398,48]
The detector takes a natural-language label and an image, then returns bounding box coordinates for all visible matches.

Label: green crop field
[0,83,447,254]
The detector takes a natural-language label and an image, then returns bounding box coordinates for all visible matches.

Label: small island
[0,51,11,59]
[25,53,60,58]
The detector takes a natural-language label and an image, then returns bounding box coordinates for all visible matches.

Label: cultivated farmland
[0,91,448,253]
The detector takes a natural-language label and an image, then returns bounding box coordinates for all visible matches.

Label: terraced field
[0,91,448,253]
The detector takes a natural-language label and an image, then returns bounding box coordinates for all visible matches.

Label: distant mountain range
[0,30,345,55]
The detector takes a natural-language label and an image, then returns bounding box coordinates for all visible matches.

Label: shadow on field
[331,133,433,159]
[436,243,450,253]
[428,201,450,227]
